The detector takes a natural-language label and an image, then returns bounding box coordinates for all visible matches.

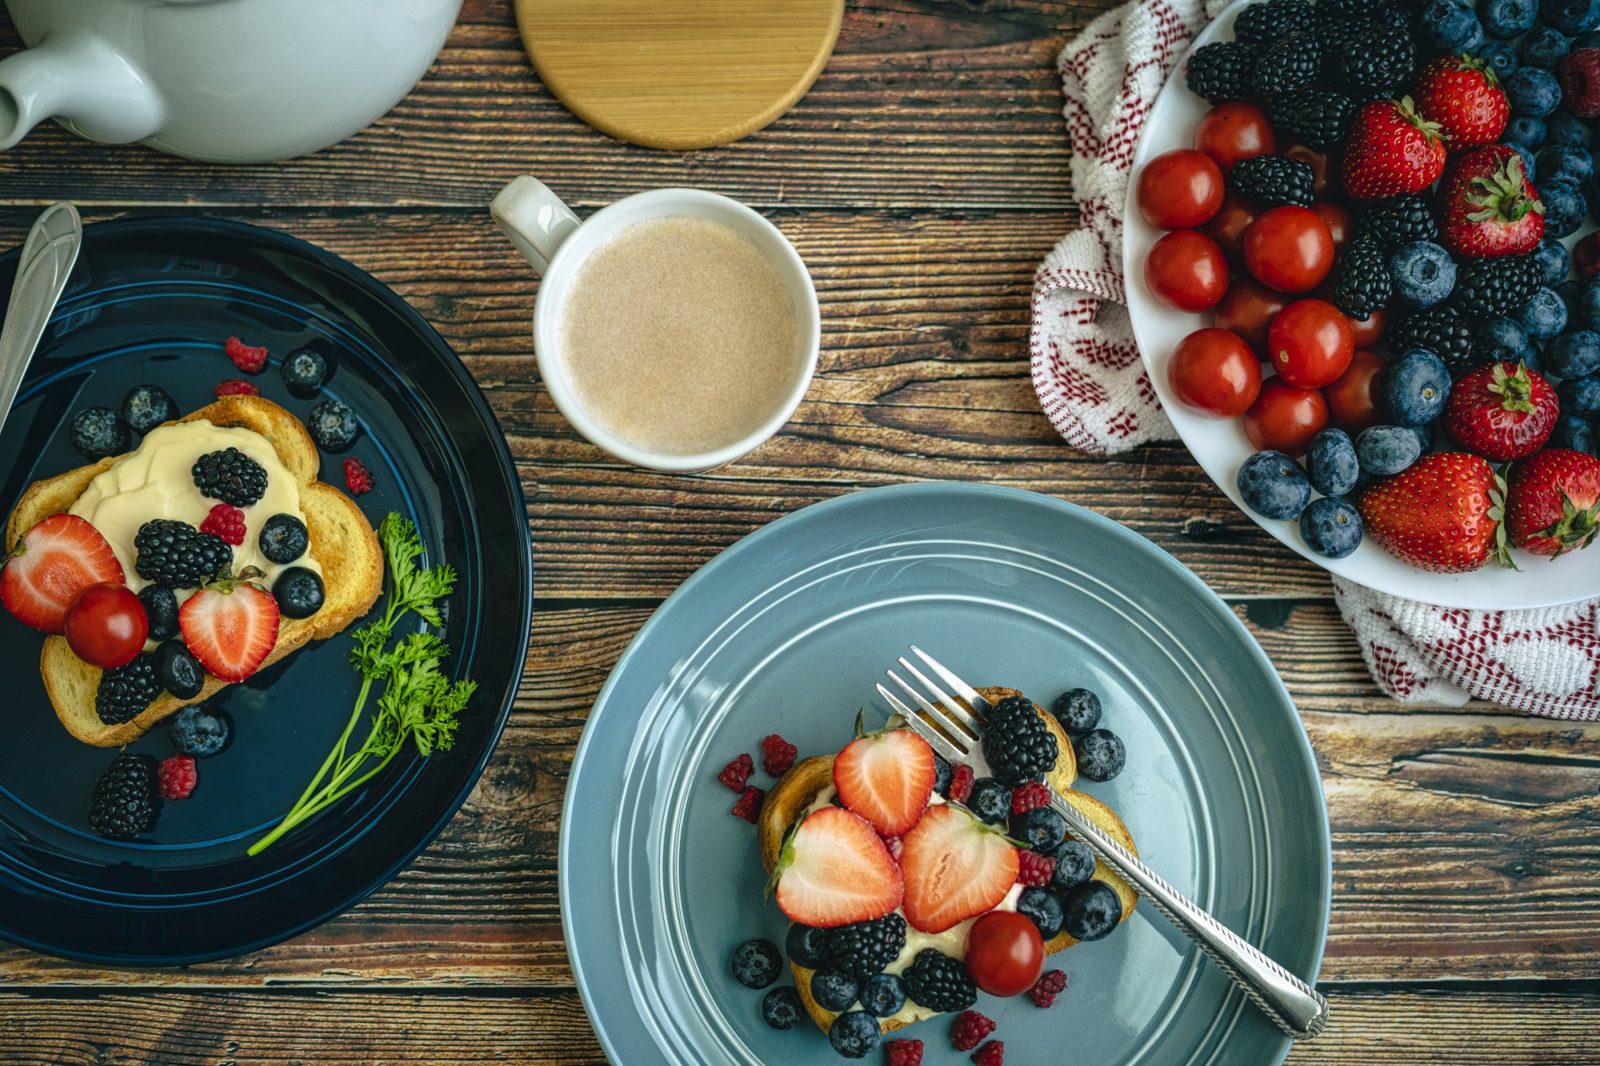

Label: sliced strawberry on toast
[770,805,904,928]
[901,803,1020,933]
[0,514,124,633]
[833,725,937,836]
[179,572,281,682]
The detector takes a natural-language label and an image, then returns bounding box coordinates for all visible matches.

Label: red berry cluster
[199,503,248,546]
[1028,969,1068,1008]
[225,335,269,374]
[158,755,197,801]
[343,457,375,496]
[1014,849,1055,887]
[215,379,260,397]
[949,1010,995,1052]
[719,732,798,823]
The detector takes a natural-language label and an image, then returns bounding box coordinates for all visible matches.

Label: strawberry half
[178,570,280,682]
[0,514,124,633]
[1438,145,1545,259]
[832,723,937,837]
[1507,449,1600,558]
[1359,453,1508,573]
[901,803,1020,934]
[770,806,903,928]
[1341,97,1447,200]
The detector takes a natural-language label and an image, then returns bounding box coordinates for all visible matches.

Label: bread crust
[6,396,384,747]
[757,687,1140,1037]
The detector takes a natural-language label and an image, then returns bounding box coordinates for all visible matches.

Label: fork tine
[897,656,985,737]
[875,683,917,720]
[887,668,978,747]
[909,645,992,719]
[892,703,969,767]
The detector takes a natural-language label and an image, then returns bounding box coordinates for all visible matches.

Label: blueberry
[306,398,359,450]
[810,968,860,1011]
[1551,413,1598,452]
[1560,373,1600,415]
[1299,497,1364,559]
[1389,241,1457,307]
[1379,350,1452,426]
[1540,179,1588,237]
[1050,687,1102,735]
[1237,450,1312,520]
[968,777,1011,825]
[119,385,176,435]
[1518,286,1571,337]
[1048,839,1097,891]
[1475,316,1533,364]
[828,1010,880,1059]
[1017,886,1065,940]
[1484,0,1539,35]
[1012,806,1068,852]
[273,566,325,619]
[859,973,906,1018]
[1538,143,1595,185]
[761,986,803,1030]
[259,513,309,565]
[138,585,180,642]
[1420,0,1485,52]
[1502,113,1549,150]
[69,407,131,461]
[1062,880,1123,942]
[932,750,952,797]
[1519,25,1572,68]
[168,705,231,758]
[1533,239,1572,287]
[1545,111,1594,150]
[786,923,832,968]
[152,639,205,700]
[1507,68,1564,117]
[1306,428,1360,497]
[1357,425,1424,476]
[1074,728,1126,782]
[1480,38,1521,80]
[1547,329,1600,377]
[1503,139,1539,180]
[1541,0,1600,34]
[731,939,782,989]
[281,346,330,398]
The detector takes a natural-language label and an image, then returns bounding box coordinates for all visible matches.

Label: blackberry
[1389,305,1477,371]
[1230,155,1315,208]
[138,584,180,641]
[1269,87,1355,149]
[120,385,177,435]
[1454,255,1543,318]
[1334,235,1393,320]
[134,519,233,588]
[95,653,162,725]
[87,753,159,841]
[69,407,131,461]
[192,447,268,507]
[902,949,977,1013]
[827,913,907,980]
[1340,23,1416,93]
[1185,41,1260,103]
[1355,195,1439,253]
[1252,31,1321,95]
[981,696,1059,786]
[307,398,360,451]
[1317,0,1387,19]
[1234,0,1314,45]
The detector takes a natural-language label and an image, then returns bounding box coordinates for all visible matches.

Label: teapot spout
[0,31,163,151]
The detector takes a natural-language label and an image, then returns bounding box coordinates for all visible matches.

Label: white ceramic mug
[491,177,821,473]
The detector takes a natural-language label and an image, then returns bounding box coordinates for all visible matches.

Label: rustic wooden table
[1,2,1597,1063]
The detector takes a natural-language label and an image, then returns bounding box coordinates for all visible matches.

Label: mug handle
[491,176,582,275]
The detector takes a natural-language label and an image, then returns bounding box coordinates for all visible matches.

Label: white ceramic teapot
[0,0,462,163]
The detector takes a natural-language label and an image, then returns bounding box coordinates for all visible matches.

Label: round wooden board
[515,0,844,151]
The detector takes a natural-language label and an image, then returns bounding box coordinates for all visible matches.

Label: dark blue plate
[0,217,531,966]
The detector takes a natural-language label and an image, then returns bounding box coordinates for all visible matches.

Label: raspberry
[199,503,248,546]
[885,1039,923,1066]
[215,379,260,397]
[950,1010,995,1052]
[717,753,754,791]
[731,785,764,823]
[971,1041,1004,1066]
[760,733,798,776]
[224,335,269,374]
[157,755,197,801]
[884,835,904,861]
[344,457,375,495]
[1029,969,1068,1008]
[949,764,975,804]
[1010,781,1052,814]
[1016,849,1055,887]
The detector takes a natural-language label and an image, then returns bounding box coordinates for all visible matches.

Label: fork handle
[1048,794,1329,1040]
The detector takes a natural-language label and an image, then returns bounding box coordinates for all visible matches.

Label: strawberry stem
[1487,363,1536,414]
[1535,491,1600,557]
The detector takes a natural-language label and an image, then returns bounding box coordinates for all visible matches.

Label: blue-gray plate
[561,482,1328,1065]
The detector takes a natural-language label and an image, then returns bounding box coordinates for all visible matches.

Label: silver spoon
[0,202,83,438]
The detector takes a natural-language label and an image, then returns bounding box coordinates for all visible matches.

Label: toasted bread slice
[757,687,1139,1036]
[5,396,383,747]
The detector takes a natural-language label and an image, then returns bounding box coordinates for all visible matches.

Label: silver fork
[878,645,1328,1041]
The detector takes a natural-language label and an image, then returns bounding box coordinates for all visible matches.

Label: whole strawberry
[1506,449,1600,557]
[1415,55,1509,148]
[1359,452,1508,573]
[1444,361,1559,461]
[1437,144,1545,258]
[1341,97,1447,199]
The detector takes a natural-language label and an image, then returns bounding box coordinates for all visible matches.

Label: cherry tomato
[1168,328,1263,418]
[1136,149,1225,229]
[1214,276,1287,356]
[1242,206,1335,294]
[1309,200,1352,251]
[1194,101,1276,173]
[1324,349,1386,433]
[1244,379,1329,456]
[964,910,1045,998]
[1349,306,1386,350]
[1201,192,1257,266]
[1283,142,1333,199]
[63,582,148,670]
[1266,299,1354,388]
[1144,230,1228,312]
